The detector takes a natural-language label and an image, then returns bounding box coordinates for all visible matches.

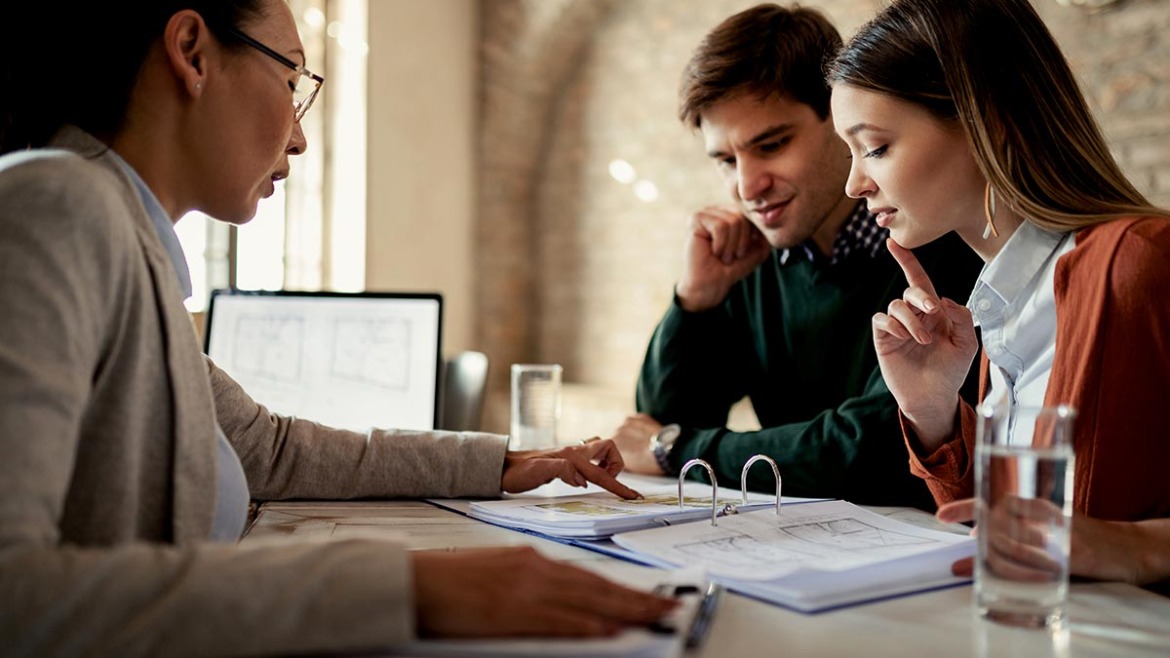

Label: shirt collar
[779,202,886,266]
[107,150,193,300]
[967,221,1067,322]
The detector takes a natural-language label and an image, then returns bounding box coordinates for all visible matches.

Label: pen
[686,582,723,649]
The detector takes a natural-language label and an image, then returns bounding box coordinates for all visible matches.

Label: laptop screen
[204,290,443,432]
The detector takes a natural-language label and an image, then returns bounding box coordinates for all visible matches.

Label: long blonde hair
[828,0,1170,231]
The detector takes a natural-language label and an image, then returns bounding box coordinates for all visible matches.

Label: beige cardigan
[0,128,509,657]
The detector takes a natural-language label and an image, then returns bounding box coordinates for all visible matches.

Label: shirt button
[976,298,992,311]
[987,345,1003,357]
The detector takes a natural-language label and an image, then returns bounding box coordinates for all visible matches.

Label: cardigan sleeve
[0,156,417,657]
[208,358,510,501]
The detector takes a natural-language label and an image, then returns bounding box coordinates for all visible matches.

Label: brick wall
[477,0,1170,437]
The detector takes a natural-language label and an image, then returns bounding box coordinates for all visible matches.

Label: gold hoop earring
[983,183,999,240]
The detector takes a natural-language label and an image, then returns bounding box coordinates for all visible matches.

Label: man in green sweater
[608,4,981,509]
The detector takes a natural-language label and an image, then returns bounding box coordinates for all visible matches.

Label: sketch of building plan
[612,499,973,582]
[205,292,442,432]
[330,317,411,390]
[231,315,305,382]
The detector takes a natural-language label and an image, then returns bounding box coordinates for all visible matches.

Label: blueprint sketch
[224,314,414,392]
[331,317,412,390]
[231,315,305,382]
[613,499,971,581]
[205,294,442,432]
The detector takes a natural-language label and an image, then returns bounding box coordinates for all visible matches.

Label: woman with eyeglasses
[0,2,674,655]
[827,0,1170,588]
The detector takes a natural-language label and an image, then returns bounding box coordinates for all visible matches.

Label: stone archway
[476,0,618,431]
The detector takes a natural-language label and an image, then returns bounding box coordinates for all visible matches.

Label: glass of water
[975,403,1076,630]
[509,364,562,450]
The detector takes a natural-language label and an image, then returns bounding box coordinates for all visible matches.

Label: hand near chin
[872,239,978,445]
[676,206,772,312]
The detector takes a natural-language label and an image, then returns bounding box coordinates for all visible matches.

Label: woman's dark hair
[679,3,842,127]
[827,0,1169,230]
[1,0,266,154]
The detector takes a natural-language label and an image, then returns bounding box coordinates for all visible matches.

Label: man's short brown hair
[679,4,842,128]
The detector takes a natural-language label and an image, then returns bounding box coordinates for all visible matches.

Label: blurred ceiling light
[633,180,659,203]
[608,159,637,184]
[326,20,368,54]
[303,7,326,29]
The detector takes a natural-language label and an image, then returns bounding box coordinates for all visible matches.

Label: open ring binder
[677,454,783,526]
[678,458,720,526]
[741,454,782,515]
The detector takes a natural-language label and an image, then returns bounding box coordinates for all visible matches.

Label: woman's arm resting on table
[938,499,1170,585]
[413,546,676,637]
[1072,516,1170,586]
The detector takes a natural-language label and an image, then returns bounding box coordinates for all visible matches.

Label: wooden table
[243,493,1170,658]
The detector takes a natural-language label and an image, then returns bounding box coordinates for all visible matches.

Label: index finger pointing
[887,238,939,299]
[575,458,641,499]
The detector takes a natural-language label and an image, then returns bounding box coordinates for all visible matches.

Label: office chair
[438,350,490,431]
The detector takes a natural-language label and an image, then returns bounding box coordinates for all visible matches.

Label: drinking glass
[509,364,562,450]
[975,403,1076,629]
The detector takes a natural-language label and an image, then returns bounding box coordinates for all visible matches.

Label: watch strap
[652,434,678,476]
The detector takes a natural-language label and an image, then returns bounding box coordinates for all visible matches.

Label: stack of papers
[611,499,974,612]
[464,484,814,540]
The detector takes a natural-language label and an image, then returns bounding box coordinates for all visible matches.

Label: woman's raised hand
[872,239,979,450]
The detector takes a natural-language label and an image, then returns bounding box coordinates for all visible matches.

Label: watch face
[656,423,682,449]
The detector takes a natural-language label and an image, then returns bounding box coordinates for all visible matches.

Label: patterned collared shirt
[779,202,887,266]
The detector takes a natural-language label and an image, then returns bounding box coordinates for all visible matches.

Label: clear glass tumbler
[975,403,1077,630]
[509,364,562,450]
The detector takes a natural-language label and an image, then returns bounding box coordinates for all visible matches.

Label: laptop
[204,289,443,432]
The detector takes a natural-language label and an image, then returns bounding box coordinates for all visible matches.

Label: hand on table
[413,546,678,638]
[939,498,1168,586]
[872,239,979,449]
[606,413,664,476]
[502,438,641,499]
[676,206,771,313]
[938,497,1067,581]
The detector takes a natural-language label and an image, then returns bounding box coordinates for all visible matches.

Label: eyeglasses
[227,27,324,122]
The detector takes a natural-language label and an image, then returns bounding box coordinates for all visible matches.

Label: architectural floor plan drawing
[330,317,412,390]
[671,515,936,574]
[205,292,443,432]
[531,495,743,518]
[231,315,305,383]
[613,499,972,581]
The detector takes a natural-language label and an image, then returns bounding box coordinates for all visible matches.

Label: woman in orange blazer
[828,0,1170,587]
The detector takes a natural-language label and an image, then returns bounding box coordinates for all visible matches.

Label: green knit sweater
[637,231,981,509]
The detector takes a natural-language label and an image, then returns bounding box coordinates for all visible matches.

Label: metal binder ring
[678,458,720,526]
[741,454,782,515]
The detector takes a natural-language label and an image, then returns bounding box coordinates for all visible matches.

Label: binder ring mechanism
[677,454,783,527]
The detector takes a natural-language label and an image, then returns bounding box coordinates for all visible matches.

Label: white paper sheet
[613,500,973,581]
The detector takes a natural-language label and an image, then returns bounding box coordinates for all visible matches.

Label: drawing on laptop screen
[204,291,442,432]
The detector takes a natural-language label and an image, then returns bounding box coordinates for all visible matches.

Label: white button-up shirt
[967,222,1076,446]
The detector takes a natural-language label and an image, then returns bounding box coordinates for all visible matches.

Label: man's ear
[162,10,213,98]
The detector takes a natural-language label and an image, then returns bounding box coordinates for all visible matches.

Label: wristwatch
[650,423,682,476]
